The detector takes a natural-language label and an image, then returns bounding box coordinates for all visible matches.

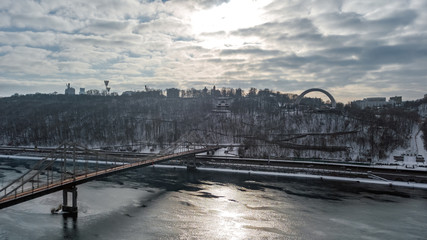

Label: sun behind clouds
[190,0,273,49]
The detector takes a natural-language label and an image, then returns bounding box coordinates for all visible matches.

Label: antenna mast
[104,81,110,95]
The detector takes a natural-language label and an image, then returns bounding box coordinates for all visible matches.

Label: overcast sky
[0,0,426,102]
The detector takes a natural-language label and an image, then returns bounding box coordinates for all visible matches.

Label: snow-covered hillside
[0,94,425,163]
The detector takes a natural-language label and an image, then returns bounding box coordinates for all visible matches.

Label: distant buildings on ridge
[65,83,75,95]
[351,96,403,109]
[166,88,180,98]
[64,82,116,96]
[61,83,425,112]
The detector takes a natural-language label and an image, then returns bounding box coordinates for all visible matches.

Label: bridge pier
[62,186,78,216]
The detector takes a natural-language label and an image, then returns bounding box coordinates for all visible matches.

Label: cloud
[314,9,417,36]
[220,48,282,57]
[0,46,59,75]
[0,0,426,101]
[81,19,131,34]
[133,16,193,39]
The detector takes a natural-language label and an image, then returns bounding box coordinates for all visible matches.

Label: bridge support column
[62,186,78,216]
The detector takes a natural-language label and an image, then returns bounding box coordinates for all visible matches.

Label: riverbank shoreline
[152,164,427,190]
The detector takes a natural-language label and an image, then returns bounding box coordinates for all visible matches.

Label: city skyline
[1,0,427,102]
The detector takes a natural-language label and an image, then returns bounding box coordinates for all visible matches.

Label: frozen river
[1,158,426,239]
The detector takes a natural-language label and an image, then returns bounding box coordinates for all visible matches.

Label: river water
[0,159,426,240]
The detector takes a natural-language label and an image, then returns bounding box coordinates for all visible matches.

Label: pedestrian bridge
[0,143,219,214]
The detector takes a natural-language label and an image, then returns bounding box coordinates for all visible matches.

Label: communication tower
[104,80,111,95]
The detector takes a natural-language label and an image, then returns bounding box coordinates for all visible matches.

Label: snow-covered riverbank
[152,164,427,190]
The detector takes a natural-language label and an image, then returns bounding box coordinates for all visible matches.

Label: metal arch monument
[294,88,336,108]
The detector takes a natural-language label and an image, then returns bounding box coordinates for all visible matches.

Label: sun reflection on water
[183,181,300,239]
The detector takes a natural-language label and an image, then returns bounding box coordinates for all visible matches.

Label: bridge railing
[0,143,68,201]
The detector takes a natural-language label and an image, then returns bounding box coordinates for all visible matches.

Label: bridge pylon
[62,185,78,216]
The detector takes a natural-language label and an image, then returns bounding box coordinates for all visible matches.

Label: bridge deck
[0,146,218,209]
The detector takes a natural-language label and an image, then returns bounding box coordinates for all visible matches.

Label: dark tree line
[0,92,423,160]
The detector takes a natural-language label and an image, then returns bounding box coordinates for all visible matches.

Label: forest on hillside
[0,91,425,161]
